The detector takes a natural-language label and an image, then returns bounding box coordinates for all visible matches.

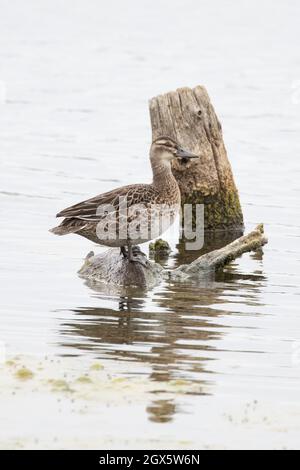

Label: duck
[50,136,198,263]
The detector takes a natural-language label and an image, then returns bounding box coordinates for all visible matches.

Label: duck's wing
[56,184,157,222]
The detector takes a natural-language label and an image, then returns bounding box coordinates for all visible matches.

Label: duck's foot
[120,246,128,258]
[131,248,149,268]
[131,245,146,258]
[126,245,149,268]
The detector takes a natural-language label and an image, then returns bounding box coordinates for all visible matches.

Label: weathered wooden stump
[149,85,244,231]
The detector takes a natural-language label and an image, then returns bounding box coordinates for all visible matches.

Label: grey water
[0,0,300,430]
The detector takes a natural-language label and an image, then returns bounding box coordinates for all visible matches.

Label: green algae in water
[76,375,92,384]
[90,363,104,371]
[6,360,16,367]
[48,379,72,392]
[170,379,191,387]
[15,367,34,380]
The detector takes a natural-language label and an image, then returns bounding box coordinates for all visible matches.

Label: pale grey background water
[0,0,300,447]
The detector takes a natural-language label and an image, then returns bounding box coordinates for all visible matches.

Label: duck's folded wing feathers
[56,184,156,222]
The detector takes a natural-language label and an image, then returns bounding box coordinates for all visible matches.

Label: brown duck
[50,136,198,262]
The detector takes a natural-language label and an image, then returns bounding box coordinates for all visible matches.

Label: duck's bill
[176,147,199,159]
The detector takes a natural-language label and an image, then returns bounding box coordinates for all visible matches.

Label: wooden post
[149,86,244,231]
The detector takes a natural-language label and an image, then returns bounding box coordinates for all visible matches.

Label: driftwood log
[149,86,244,230]
[79,225,267,288]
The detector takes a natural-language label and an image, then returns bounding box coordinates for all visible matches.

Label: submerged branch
[169,224,267,280]
[78,224,267,288]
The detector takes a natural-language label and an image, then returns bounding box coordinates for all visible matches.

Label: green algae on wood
[184,189,243,230]
[149,238,171,256]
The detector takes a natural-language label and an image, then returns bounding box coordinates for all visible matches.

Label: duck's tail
[49,218,86,236]
[49,225,68,235]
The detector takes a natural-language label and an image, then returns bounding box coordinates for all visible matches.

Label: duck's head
[150,136,199,164]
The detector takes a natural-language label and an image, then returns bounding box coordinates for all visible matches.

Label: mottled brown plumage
[50,137,198,261]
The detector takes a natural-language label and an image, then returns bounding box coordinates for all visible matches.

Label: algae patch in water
[76,375,92,384]
[90,363,104,371]
[15,367,34,380]
[48,379,72,392]
[6,360,16,367]
[170,379,191,387]
[111,377,127,384]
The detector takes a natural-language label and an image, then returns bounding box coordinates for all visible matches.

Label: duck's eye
[163,143,174,149]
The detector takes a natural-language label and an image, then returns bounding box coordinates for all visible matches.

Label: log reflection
[59,237,266,422]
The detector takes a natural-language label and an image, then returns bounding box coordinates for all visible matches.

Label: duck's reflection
[59,233,266,422]
[146,399,176,423]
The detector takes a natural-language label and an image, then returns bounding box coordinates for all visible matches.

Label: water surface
[0,0,300,448]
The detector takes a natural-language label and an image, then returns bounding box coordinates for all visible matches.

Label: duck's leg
[120,245,144,262]
[127,244,149,268]
[127,244,133,261]
[132,245,146,257]
[120,246,128,258]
